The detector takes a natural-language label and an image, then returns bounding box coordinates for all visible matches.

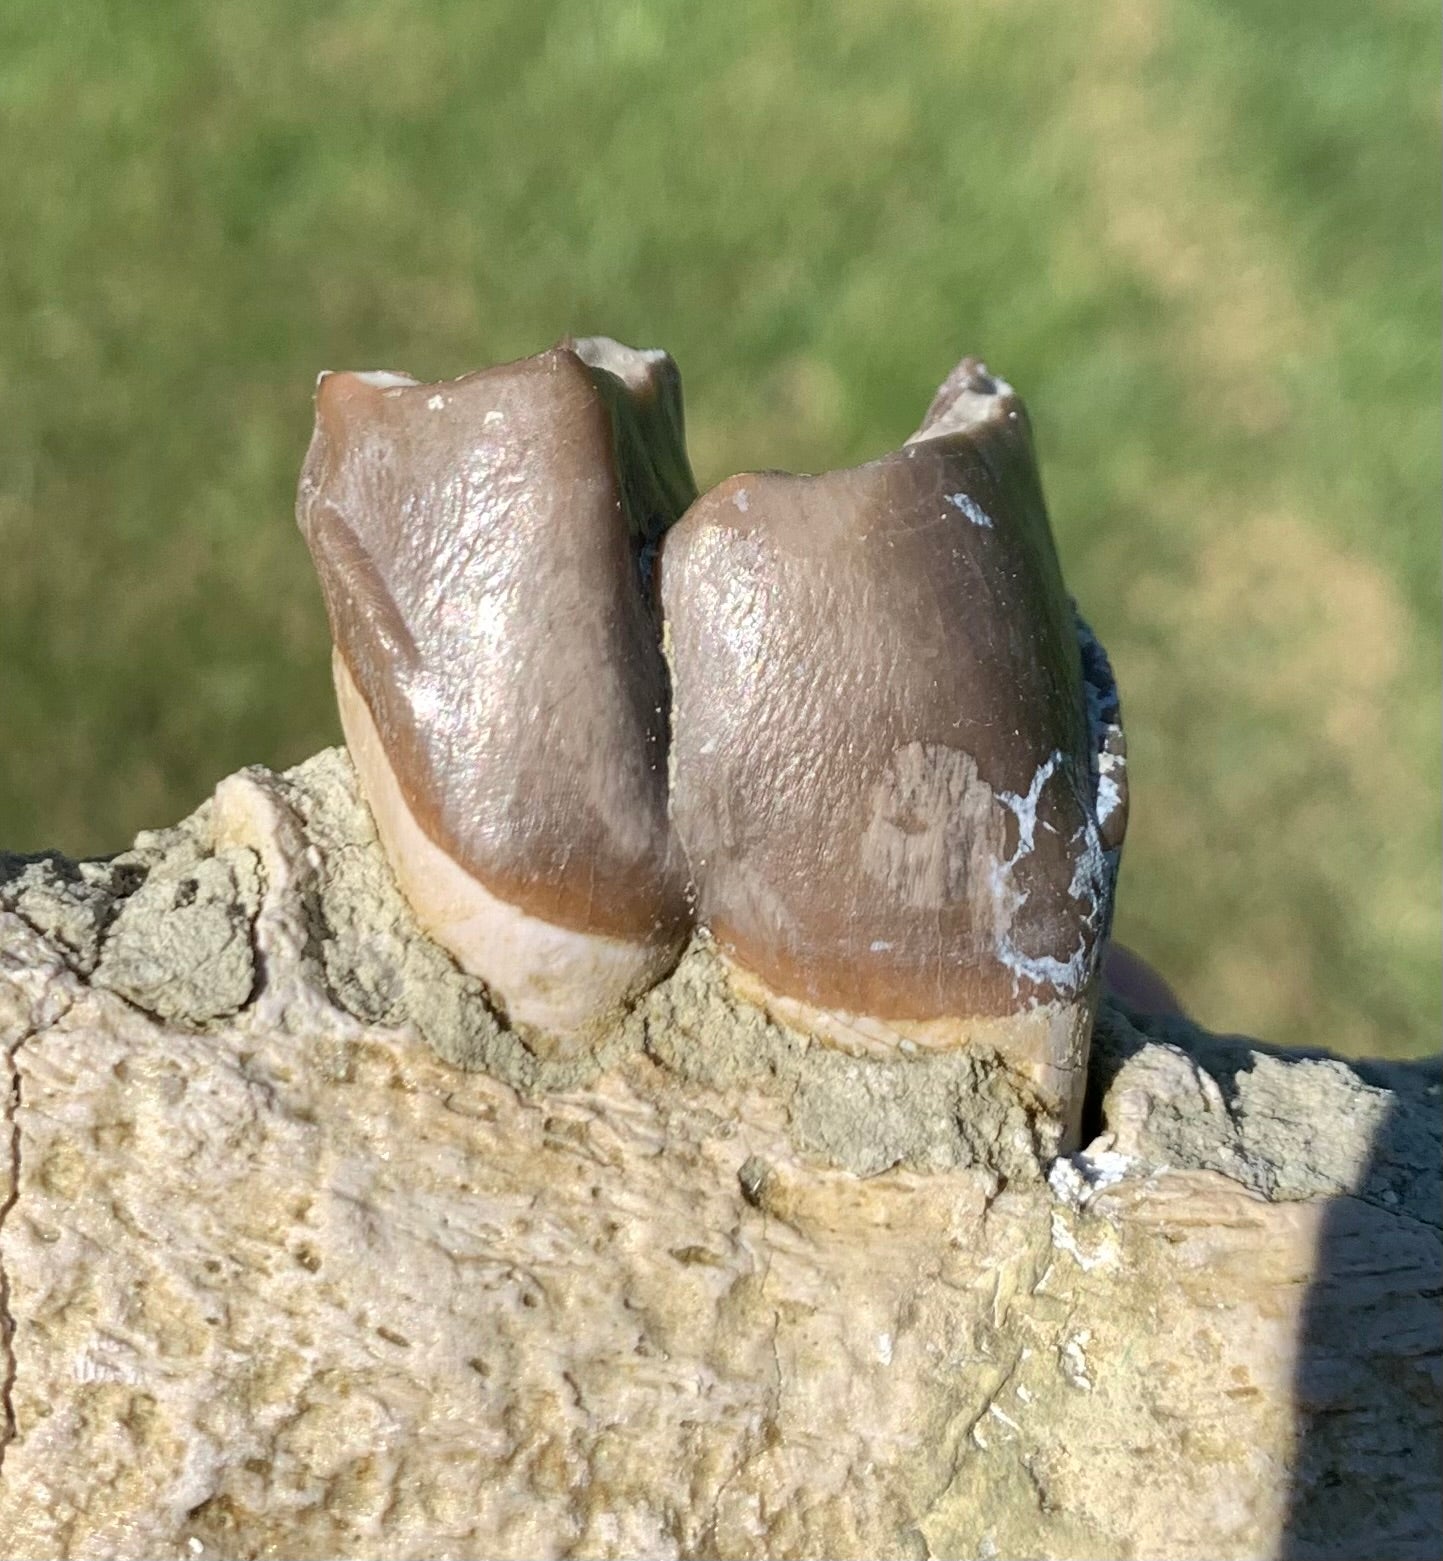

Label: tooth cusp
[296,340,696,1039]
[659,355,1126,1138]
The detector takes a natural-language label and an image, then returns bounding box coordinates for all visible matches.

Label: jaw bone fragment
[659,357,1126,1140]
[296,339,697,1039]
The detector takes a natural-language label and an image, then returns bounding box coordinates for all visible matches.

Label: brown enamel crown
[296,342,695,946]
[660,359,1120,1022]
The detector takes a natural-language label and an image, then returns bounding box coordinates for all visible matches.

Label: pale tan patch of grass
[1201,914,1379,1058]
[1065,0,1308,428]
[1112,491,1435,1052]
[1047,0,1438,1054]
[1189,512,1411,793]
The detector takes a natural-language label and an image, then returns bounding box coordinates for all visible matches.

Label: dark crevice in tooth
[568,335,699,555]
[1072,605,1128,858]
[1074,607,1123,729]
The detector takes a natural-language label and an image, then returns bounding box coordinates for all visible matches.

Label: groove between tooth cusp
[296,339,1127,1141]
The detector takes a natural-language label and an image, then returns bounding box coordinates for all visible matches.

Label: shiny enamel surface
[297,341,695,946]
[660,360,1124,1021]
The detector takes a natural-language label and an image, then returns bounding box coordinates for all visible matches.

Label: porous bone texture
[0,753,1436,1561]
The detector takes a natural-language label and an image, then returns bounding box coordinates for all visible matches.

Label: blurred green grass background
[1,0,1438,1057]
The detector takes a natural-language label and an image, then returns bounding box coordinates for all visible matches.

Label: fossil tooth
[659,356,1126,1139]
[296,340,697,1039]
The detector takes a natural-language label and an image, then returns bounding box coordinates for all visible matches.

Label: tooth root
[296,341,695,1037]
[659,357,1125,1134]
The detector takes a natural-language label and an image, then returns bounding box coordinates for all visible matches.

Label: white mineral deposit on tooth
[660,356,1127,1145]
